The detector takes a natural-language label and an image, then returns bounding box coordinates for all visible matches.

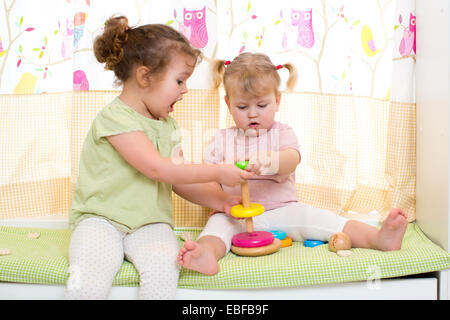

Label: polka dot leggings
[65,218,180,300]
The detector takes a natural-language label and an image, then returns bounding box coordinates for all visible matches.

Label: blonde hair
[94,15,202,85]
[212,52,297,98]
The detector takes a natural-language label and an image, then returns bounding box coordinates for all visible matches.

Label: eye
[196,11,203,19]
[237,105,247,110]
[304,12,311,20]
[258,104,267,108]
[292,12,300,20]
[411,18,416,25]
[184,13,192,20]
[177,80,184,85]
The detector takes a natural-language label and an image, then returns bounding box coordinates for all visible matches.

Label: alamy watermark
[170,121,281,174]
[366,265,382,290]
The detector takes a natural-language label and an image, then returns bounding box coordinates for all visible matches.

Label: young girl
[65,16,253,300]
[177,52,408,276]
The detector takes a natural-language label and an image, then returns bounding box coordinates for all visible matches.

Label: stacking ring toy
[232,231,274,248]
[230,161,281,257]
[230,203,265,218]
[232,239,282,257]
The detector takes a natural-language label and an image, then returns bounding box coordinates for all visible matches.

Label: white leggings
[198,202,350,252]
[65,218,180,300]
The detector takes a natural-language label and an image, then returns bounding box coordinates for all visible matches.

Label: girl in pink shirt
[177,53,407,275]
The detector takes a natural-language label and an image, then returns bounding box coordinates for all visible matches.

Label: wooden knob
[328,232,352,252]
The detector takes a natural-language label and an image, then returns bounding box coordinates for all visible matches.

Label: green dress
[70,97,180,233]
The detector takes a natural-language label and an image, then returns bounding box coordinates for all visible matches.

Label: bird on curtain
[0,36,5,58]
[13,72,38,94]
[73,12,87,48]
[73,70,89,91]
[361,25,380,57]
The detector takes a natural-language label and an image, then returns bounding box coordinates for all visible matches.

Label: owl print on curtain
[399,13,416,57]
[182,6,208,49]
[291,8,315,48]
[61,18,74,58]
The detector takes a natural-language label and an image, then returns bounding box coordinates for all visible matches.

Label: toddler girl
[177,52,408,275]
[66,16,253,300]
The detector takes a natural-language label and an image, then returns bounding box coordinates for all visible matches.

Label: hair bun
[93,15,129,70]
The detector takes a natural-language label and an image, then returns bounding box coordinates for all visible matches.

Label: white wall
[416,0,450,251]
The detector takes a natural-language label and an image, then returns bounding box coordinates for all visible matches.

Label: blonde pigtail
[282,63,298,92]
[212,59,226,89]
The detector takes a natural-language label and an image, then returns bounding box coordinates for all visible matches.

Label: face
[225,90,281,136]
[143,53,195,119]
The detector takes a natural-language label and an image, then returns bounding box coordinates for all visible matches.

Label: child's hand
[209,195,244,220]
[222,195,242,216]
[247,152,278,175]
[217,164,254,187]
[245,162,262,175]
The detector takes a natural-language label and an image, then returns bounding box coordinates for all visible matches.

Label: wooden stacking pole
[241,181,254,233]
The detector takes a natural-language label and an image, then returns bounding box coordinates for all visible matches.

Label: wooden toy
[230,161,281,257]
[304,239,325,248]
[0,248,11,256]
[232,231,274,247]
[27,232,40,239]
[336,250,353,257]
[269,230,287,240]
[231,239,282,257]
[281,236,292,248]
[328,232,352,252]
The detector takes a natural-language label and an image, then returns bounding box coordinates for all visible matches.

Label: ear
[275,92,281,112]
[135,66,152,88]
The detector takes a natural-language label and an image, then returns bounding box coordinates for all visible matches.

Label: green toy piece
[235,160,249,170]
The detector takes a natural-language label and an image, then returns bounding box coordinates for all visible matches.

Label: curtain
[0,0,416,225]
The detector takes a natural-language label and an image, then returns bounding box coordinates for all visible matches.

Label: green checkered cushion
[0,223,449,288]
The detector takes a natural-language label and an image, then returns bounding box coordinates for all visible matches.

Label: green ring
[235,160,249,170]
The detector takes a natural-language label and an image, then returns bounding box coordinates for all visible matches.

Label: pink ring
[232,231,274,248]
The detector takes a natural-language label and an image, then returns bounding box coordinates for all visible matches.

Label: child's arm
[172,182,241,214]
[107,131,253,186]
[276,148,301,176]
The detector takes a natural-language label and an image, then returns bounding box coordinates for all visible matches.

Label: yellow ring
[230,203,265,218]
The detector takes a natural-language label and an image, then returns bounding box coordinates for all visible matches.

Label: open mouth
[249,122,259,128]
[169,101,176,112]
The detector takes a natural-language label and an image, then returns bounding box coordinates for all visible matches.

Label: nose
[181,83,188,94]
[248,106,258,118]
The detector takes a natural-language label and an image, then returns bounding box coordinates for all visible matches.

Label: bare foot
[177,240,220,275]
[375,208,408,251]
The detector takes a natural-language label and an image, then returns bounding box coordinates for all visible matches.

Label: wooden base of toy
[231,238,282,257]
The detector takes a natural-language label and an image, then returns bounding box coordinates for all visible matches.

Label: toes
[390,208,406,218]
[184,240,197,250]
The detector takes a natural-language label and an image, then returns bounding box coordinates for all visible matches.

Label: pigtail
[281,63,298,92]
[93,15,130,71]
[212,59,226,89]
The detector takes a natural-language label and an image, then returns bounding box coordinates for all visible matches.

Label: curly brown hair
[94,15,202,85]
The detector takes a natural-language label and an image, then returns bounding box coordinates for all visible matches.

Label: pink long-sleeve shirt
[204,122,300,210]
